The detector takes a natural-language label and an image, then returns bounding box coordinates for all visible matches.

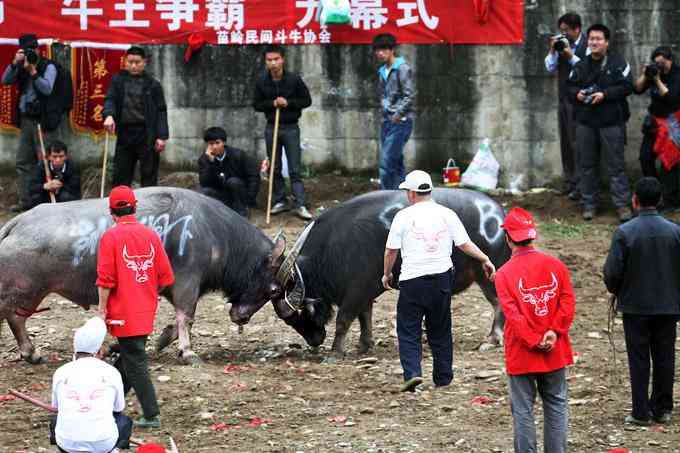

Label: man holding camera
[567,24,633,223]
[198,127,260,218]
[545,13,588,200]
[1,34,60,212]
[29,140,81,208]
[634,47,680,211]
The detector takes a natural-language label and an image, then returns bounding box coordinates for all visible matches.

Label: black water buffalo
[272,189,511,355]
[0,187,285,364]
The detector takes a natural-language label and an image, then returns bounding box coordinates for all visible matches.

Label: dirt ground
[1,174,680,453]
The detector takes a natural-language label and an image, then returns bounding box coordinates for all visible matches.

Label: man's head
[46,140,68,170]
[399,170,433,204]
[125,46,147,76]
[651,46,673,74]
[109,185,137,217]
[557,13,582,42]
[501,207,537,249]
[18,34,40,65]
[632,177,662,210]
[204,127,227,156]
[372,33,397,64]
[586,24,610,58]
[263,45,285,76]
[73,317,107,356]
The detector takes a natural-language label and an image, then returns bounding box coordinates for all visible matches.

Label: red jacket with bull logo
[96,215,175,338]
[494,246,575,375]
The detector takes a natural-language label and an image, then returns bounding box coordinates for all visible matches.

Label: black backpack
[35,58,74,131]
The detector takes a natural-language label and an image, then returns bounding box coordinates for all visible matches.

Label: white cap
[73,317,107,354]
[398,170,433,192]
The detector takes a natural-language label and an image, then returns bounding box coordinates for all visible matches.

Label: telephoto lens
[25,49,39,65]
[645,62,662,78]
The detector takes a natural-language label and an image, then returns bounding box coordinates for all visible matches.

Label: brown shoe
[617,207,632,223]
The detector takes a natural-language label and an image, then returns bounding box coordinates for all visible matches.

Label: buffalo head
[273,295,327,347]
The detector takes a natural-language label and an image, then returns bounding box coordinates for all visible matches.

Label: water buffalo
[0,187,285,364]
[272,189,511,355]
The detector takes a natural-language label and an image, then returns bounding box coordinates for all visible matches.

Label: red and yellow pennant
[70,47,126,141]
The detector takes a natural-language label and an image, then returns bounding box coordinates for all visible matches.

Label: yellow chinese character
[93,59,108,80]
[90,84,106,100]
[91,105,104,123]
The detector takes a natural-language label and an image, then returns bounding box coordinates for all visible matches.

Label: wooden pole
[36,124,56,204]
[100,131,110,198]
[265,108,281,225]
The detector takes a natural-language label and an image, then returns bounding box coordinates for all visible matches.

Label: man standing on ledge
[253,44,313,220]
[97,185,174,428]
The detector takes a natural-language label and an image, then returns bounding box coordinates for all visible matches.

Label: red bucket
[442,158,460,187]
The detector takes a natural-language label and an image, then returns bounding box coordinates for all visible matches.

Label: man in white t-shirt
[50,317,132,453]
[382,170,496,392]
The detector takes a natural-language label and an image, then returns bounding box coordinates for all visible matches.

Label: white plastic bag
[460,139,500,191]
[319,0,351,25]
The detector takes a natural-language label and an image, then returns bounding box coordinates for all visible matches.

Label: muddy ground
[1,174,680,453]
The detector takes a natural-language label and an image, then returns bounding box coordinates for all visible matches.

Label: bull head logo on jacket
[518,273,558,317]
[123,244,155,283]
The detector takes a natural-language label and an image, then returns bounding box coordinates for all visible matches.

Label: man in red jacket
[97,185,175,429]
[494,207,575,453]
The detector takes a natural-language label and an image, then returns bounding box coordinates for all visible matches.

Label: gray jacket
[378,57,414,120]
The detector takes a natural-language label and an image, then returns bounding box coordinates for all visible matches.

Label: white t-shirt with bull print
[386,199,470,281]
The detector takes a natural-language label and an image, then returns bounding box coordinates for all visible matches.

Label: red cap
[108,185,137,209]
[501,207,537,242]
[137,444,166,453]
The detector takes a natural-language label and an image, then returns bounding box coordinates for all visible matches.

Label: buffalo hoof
[179,351,202,367]
[22,352,45,365]
[357,340,374,355]
[156,325,178,352]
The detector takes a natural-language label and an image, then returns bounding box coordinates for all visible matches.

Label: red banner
[0,1,523,45]
[70,47,126,139]
[0,44,52,133]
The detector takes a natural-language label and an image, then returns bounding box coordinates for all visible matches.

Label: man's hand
[482,259,496,281]
[24,60,37,76]
[390,114,403,124]
[381,273,393,290]
[155,139,166,153]
[548,37,556,53]
[590,92,605,105]
[576,90,587,102]
[103,116,116,134]
[539,330,557,351]
[273,97,288,108]
[43,179,63,192]
[13,49,25,66]
[562,47,574,60]
[205,146,215,161]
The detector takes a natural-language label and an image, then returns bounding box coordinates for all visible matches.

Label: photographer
[198,127,260,218]
[545,13,588,200]
[29,140,81,207]
[633,47,680,211]
[567,23,633,223]
[1,34,59,212]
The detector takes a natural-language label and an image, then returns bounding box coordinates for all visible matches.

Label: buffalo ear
[269,231,286,268]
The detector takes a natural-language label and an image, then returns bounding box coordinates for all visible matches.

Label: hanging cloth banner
[0,0,523,45]
[69,46,127,140]
[0,42,52,133]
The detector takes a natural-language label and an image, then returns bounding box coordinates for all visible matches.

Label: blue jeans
[396,269,454,386]
[379,116,413,190]
[508,368,568,453]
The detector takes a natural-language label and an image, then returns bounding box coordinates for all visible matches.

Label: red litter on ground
[223,364,249,374]
[210,422,241,431]
[327,415,348,424]
[607,449,630,453]
[470,396,494,406]
[0,394,16,402]
[248,417,271,427]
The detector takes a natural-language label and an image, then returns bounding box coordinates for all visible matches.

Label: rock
[360,407,375,414]
[344,421,356,427]
[200,412,214,419]
[157,375,171,383]
[475,370,503,379]
[454,439,465,446]
[356,357,378,364]
[587,331,602,339]
[389,401,400,408]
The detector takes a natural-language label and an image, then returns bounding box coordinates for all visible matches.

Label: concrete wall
[0,0,678,189]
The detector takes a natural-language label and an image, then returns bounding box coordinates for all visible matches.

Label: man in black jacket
[604,177,680,426]
[29,140,81,207]
[545,12,588,200]
[634,46,680,210]
[198,127,260,218]
[253,45,313,221]
[567,24,633,222]
[103,46,169,188]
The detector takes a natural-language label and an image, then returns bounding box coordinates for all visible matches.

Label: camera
[644,62,664,79]
[552,34,570,53]
[24,48,39,65]
[582,85,600,105]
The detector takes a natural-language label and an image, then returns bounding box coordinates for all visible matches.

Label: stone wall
[0,0,677,189]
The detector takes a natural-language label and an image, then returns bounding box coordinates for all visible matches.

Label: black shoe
[400,376,423,392]
[653,412,672,424]
[567,190,581,201]
[625,414,651,426]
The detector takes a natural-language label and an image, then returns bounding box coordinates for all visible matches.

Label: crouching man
[50,317,132,453]
[29,140,81,208]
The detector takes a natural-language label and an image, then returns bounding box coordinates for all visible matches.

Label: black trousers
[622,314,678,420]
[396,269,454,386]
[265,122,306,208]
[558,96,580,193]
[112,125,159,188]
[50,412,132,450]
[30,189,79,208]
[201,179,248,217]
[113,335,160,419]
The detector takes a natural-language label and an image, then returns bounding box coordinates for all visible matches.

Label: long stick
[8,389,172,450]
[36,124,56,204]
[100,131,110,198]
[265,108,281,225]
